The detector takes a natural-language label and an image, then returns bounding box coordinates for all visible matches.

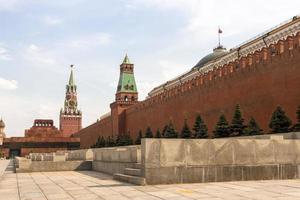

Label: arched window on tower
[124,96,128,101]
[131,96,135,101]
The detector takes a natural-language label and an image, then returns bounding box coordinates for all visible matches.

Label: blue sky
[0,0,299,136]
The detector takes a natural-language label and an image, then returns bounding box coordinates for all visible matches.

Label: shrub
[106,136,116,147]
[145,127,153,138]
[269,106,292,133]
[243,117,262,136]
[163,121,178,138]
[193,114,208,138]
[293,106,300,131]
[135,130,143,145]
[230,104,246,136]
[155,129,161,138]
[213,114,231,138]
[180,119,192,138]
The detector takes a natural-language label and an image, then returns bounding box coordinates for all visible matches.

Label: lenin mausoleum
[74,16,300,148]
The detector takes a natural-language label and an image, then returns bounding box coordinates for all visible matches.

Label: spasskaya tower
[59,65,82,137]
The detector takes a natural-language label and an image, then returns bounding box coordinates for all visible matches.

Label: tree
[293,106,300,131]
[163,121,178,138]
[269,106,292,133]
[116,134,133,146]
[213,114,231,138]
[94,137,101,148]
[180,119,192,138]
[115,134,124,146]
[155,129,161,138]
[106,136,115,147]
[193,114,208,138]
[162,125,168,138]
[243,117,262,136]
[99,136,106,147]
[123,134,133,145]
[92,136,107,148]
[135,130,143,145]
[230,104,245,136]
[145,127,153,138]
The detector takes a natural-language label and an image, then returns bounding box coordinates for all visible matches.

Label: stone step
[133,163,142,169]
[113,173,146,186]
[124,168,141,177]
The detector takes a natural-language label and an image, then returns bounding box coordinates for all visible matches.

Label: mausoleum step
[133,163,142,169]
[124,168,141,177]
[113,173,146,186]
[5,160,15,173]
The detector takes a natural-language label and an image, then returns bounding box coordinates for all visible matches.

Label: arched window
[124,96,128,101]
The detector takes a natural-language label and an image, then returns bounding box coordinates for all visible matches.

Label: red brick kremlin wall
[76,33,300,148]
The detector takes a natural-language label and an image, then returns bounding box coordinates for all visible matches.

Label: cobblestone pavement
[1,170,300,200]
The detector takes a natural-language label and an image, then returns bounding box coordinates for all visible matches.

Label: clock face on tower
[66,94,72,100]
[69,100,76,108]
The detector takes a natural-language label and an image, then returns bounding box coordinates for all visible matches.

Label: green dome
[194,46,228,69]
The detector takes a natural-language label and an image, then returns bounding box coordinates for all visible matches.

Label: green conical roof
[122,54,131,64]
[117,55,137,93]
[117,72,138,93]
[68,65,75,85]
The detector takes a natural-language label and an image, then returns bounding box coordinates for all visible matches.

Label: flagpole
[218,26,221,47]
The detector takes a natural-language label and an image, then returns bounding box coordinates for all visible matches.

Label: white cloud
[0,0,21,11]
[24,44,57,66]
[0,78,18,90]
[43,16,63,25]
[0,45,13,60]
[133,0,300,46]
[159,59,188,81]
[68,33,112,49]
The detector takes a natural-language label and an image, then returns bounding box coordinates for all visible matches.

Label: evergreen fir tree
[213,114,231,138]
[293,106,300,131]
[164,121,178,138]
[243,117,262,136]
[269,106,292,133]
[193,114,208,138]
[124,134,133,146]
[180,119,192,138]
[115,134,123,146]
[230,104,245,136]
[155,129,161,138]
[98,136,106,148]
[145,127,153,138]
[106,136,115,147]
[135,130,143,145]
[94,136,101,148]
[162,125,168,138]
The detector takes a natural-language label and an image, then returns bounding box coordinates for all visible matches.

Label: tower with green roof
[115,54,138,102]
[59,65,82,137]
[110,55,139,136]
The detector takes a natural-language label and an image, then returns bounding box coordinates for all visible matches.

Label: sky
[0,0,299,136]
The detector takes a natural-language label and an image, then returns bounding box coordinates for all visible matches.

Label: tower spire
[122,54,131,64]
[69,65,75,85]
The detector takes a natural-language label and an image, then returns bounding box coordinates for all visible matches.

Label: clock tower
[59,65,82,137]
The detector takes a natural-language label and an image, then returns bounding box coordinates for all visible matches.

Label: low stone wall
[66,149,94,161]
[93,145,141,175]
[28,149,93,162]
[142,137,300,184]
[15,157,91,173]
